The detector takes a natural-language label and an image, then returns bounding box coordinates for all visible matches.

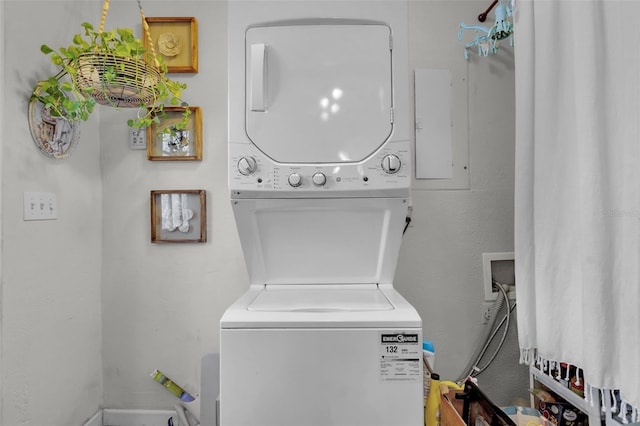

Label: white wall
[0,1,522,424]
[0,0,5,421]
[98,0,245,411]
[1,2,103,425]
[401,1,527,403]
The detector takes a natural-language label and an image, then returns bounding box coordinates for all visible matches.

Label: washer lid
[247,285,394,312]
[245,21,393,163]
[231,197,408,286]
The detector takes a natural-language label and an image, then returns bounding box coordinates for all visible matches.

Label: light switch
[23,192,57,221]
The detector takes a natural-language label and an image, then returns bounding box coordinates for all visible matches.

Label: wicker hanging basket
[72,53,161,107]
[30,0,189,131]
[71,0,162,108]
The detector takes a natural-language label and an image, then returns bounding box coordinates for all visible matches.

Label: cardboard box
[441,387,466,426]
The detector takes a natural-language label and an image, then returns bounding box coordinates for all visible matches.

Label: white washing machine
[221,2,422,425]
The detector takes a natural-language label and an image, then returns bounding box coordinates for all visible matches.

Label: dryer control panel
[229,140,410,198]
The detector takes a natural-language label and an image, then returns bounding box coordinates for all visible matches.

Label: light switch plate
[23,192,57,221]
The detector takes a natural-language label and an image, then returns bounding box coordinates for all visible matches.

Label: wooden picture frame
[144,17,198,73]
[150,190,206,243]
[147,106,202,161]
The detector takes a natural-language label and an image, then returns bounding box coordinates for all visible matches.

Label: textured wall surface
[98,0,240,411]
[2,2,103,425]
[0,2,523,425]
[401,1,527,404]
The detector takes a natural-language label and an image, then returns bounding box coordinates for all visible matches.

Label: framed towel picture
[144,17,198,73]
[147,106,202,161]
[150,190,206,243]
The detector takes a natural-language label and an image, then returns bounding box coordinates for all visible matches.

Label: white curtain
[514,0,640,419]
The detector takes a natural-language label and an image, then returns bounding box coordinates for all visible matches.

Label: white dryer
[221,2,422,425]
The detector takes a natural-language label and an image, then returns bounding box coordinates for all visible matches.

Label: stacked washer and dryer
[220,1,423,425]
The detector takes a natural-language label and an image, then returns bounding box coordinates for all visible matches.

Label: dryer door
[245,21,393,163]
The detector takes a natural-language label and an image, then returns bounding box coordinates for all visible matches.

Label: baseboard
[83,409,179,426]
[83,411,102,426]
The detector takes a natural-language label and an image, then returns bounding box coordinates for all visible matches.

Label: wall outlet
[129,127,147,150]
[23,192,57,221]
[481,302,493,324]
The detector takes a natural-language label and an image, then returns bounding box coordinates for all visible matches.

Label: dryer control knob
[288,173,302,187]
[237,156,257,176]
[381,154,401,174]
[312,172,327,186]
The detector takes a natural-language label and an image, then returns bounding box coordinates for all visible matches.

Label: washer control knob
[237,156,257,176]
[312,172,327,186]
[381,154,401,174]
[288,173,302,187]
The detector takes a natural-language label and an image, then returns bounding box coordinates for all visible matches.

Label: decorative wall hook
[458,0,514,60]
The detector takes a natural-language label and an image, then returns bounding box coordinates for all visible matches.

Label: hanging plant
[30,0,190,131]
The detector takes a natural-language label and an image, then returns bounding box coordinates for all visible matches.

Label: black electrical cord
[403,216,412,235]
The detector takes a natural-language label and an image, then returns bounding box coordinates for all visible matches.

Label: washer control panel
[229,140,410,197]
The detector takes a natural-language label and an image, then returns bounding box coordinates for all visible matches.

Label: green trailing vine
[31,22,190,131]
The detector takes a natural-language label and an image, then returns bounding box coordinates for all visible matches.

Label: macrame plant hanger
[72,0,162,108]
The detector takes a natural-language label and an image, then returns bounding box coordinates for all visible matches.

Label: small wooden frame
[144,17,198,73]
[147,106,202,161]
[150,190,206,243]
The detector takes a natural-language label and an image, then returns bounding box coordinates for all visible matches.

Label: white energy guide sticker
[379,332,421,382]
